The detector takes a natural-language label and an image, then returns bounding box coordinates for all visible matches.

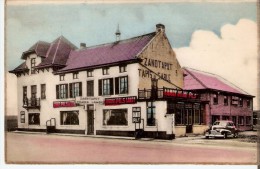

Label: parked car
[205,120,238,139]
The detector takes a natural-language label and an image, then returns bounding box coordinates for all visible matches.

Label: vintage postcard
[3,0,259,168]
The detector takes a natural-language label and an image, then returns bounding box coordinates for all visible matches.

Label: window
[98,78,114,96]
[56,84,68,99]
[28,113,40,125]
[87,70,93,77]
[69,82,82,98]
[102,67,109,75]
[31,58,36,74]
[239,98,243,107]
[60,75,65,81]
[212,115,220,124]
[60,111,79,125]
[246,99,251,108]
[132,107,141,123]
[231,96,239,105]
[41,84,46,99]
[23,86,27,104]
[175,103,185,125]
[87,80,94,96]
[222,116,229,120]
[119,65,127,73]
[246,116,251,125]
[31,85,37,106]
[194,109,200,124]
[20,111,25,123]
[103,109,128,126]
[147,102,156,126]
[73,72,79,79]
[115,76,128,94]
[238,116,244,125]
[224,95,228,106]
[213,93,218,105]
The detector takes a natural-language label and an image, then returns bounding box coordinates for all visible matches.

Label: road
[5,132,257,164]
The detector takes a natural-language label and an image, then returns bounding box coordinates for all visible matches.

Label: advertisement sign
[76,97,104,105]
[53,101,76,108]
[105,96,137,106]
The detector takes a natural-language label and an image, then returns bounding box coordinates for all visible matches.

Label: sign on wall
[53,101,76,108]
[105,96,137,106]
[76,97,104,105]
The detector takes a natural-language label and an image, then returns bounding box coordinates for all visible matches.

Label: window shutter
[65,84,69,98]
[56,85,59,99]
[98,80,102,96]
[79,82,82,96]
[110,78,114,95]
[69,83,72,98]
[115,77,119,94]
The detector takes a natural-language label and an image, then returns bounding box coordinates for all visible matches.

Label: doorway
[186,109,193,133]
[87,104,94,135]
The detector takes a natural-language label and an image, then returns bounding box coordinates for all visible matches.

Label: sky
[5,1,258,116]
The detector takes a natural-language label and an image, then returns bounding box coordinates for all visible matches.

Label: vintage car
[205,120,238,139]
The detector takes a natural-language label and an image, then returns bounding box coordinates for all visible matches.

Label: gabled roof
[57,32,156,73]
[9,62,29,73]
[183,67,253,97]
[21,41,50,59]
[36,36,77,69]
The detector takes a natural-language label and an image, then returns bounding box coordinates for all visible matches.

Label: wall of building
[138,31,183,90]
[200,92,253,131]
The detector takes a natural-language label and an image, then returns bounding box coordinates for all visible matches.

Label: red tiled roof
[36,36,77,68]
[21,41,50,59]
[57,32,156,73]
[183,67,251,96]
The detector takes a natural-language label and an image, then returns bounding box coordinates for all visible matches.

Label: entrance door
[87,104,94,135]
[186,109,193,133]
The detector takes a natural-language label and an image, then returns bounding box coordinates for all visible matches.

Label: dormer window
[31,58,36,74]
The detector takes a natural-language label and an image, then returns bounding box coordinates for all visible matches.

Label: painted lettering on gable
[138,68,171,82]
[143,57,172,70]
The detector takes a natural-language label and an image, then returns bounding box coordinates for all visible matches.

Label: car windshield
[213,121,227,126]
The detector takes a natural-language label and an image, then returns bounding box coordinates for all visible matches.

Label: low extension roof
[183,67,253,97]
[57,32,156,73]
[9,62,29,73]
[21,41,50,59]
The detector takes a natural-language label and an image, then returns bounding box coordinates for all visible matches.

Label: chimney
[156,23,165,33]
[80,43,86,49]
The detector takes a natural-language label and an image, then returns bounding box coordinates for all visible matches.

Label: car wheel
[205,136,209,139]
[223,132,227,139]
[233,132,238,138]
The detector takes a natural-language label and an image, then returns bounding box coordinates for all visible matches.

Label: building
[9,24,208,139]
[183,67,254,131]
[9,24,253,139]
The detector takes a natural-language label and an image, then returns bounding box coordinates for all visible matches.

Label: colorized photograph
[4,0,258,166]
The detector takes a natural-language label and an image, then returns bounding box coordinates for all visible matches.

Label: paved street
[6,132,257,164]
